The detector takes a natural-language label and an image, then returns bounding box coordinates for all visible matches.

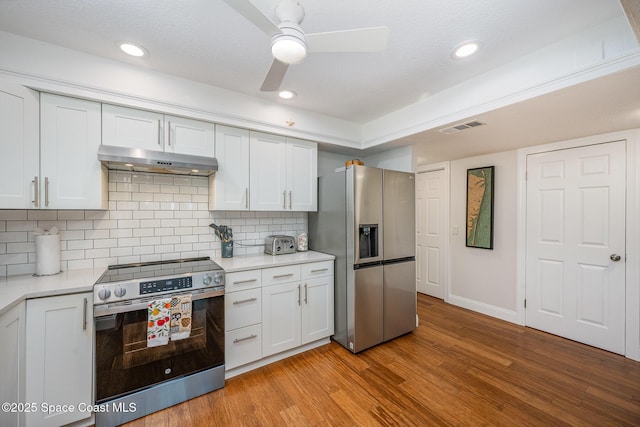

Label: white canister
[35,234,61,276]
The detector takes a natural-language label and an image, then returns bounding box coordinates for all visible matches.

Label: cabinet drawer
[225,324,262,370]
[226,269,262,292]
[225,288,261,331]
[301,261,334,279]
[262,265,301,287]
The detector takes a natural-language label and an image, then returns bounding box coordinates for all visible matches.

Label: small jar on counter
[297,233,308,251]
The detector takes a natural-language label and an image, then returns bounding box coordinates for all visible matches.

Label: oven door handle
[93,288,224,317]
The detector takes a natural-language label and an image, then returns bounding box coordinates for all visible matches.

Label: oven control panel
[140,276,193,294]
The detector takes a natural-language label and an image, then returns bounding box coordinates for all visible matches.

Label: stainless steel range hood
[97,145,218,176]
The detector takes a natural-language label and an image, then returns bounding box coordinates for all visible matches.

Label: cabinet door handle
[245,188,249,209]
[82,297,88,331]
[311,268,329,273]
[44,177,50,207]
[232,297,258,305]
[167,120,172,146]
[233,278,257,285]
[32,176,39,207]
[158,120,162,146]
[304,283,308,304]
[273,273,294,279]
[233,334,258,343]
[283,190,286,209]
[289,190,292,209]
[297,284,301,306]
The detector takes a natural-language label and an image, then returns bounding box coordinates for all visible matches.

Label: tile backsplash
[0,171,306,277]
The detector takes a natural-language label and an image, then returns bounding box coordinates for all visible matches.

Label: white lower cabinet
[262,261,334,357]
[25,293,93,427]
[225,270,262,370]
[224,259,334,372]
[0,302,25,427]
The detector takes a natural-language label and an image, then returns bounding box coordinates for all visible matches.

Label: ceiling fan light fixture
[451,40,481,59]
[272,36,307,64]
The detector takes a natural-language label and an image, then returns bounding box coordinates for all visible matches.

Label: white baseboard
[447,294,520,325]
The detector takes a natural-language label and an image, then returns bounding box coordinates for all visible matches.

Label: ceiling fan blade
[306,26,389,53]
[222,0,280,36]
[260,59,289,92]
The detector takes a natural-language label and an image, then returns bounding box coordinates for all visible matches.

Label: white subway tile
[140,237,161,246]
[0,210,27,220]
[60,230,85,240]
[139,201,161,211]
[60,250,85,261]
[160,219,180,228]
[179,203,196,211]
[173,177,191,186]
[153,175,174,185]
[179,219,198,227]
[133,228,154,238]
[6,221,34,232]
[117,220,140,229]
[132,193,154,202]
[140,254,162,263]
[131,173,154,184]
[117,256,140,264]
[174,211,193,219]
[0,232,28,243]
[0,253,28,264]
[155,245,175,254]
[67,239,93,250]
[154,228,174,237]
[154,211,174,219]
[110,229,133,238]
[0,266,6,276]
[175,243,193,252]
[174,194,192,203]
[179,186,198,195]
[117,201,139,211]
[193,242,211,251]
[160,202,179,211]
[139,184,160,193]
[67,220,93,230]
[110,247,132,257]
[180,235,198,244]
[132,210,154,219]
[109,192,132,201]
[85,210,109,220]
[36,221,67,232]
[117,182,139,193]
[58,210,85,220]
[161,236,180,245]
[110,210,133,220]
[94,239,118,249]
[93,257,117,268]
[93,219,117,230]
[133,246,155,255]
[140,219,161,228]
[68,259,94,270]
[118,237,140,247]
[178,251,199,259]
[85,229,110,239]
[108,201,118,210]
[0,243,6,254]
[161,252,181,260]
[154,193,173,202]
[161,185,179,193]
[27,211,58,221]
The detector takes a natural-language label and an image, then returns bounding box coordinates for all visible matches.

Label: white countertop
[213,250,334,273]
[0,267,104,316]
[0,251,335,317]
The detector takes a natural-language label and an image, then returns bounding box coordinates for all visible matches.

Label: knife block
[221,241,233,258]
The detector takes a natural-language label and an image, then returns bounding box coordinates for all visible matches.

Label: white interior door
[416,170,445,298]
[525,141,626,354]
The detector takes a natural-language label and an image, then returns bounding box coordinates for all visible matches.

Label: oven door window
[95,296,224,403]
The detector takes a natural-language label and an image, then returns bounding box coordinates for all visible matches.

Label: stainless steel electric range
[93,257,225,427]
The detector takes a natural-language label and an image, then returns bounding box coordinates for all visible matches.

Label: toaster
[264,235,296,255]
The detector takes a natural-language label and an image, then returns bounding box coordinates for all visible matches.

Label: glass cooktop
[95,257,222,285]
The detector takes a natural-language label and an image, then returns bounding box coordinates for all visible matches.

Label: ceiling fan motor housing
[271,1,307,64]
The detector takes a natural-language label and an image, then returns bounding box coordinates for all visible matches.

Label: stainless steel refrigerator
[308,165,416,353]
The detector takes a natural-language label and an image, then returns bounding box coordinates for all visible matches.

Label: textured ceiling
[0,0,628,124]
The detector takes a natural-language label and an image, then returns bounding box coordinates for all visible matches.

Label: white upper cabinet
[250,131,288,211]
[0,80,39,209]
[210,125,250,210]
[40,93,107,209]
[249,132,317,211]
[287,137,317,211]
[102,104,214,157]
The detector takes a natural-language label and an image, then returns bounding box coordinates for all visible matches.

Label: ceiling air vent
[439,120,486,134]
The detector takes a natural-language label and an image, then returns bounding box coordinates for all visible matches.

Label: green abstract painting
[466,166,494,249]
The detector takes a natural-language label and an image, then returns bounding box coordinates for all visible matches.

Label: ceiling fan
[222,0,389,92]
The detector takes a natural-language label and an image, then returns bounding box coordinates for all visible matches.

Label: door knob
[610,254,621,262]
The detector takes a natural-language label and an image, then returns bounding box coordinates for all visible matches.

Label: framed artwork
[466,166,494,249]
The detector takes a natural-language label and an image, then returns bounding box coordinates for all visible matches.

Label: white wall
[449,150,519,321]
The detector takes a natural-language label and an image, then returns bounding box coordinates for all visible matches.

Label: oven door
[94,288,224,404]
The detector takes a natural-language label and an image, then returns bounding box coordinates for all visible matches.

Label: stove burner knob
[203,275,212,286]
[213,273,223,285]
[98,288,111,300]
[114,287,126,298]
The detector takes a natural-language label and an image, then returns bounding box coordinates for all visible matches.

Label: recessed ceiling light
[451,40,481,59]
[279,90,297,99]
[120,43,146,57]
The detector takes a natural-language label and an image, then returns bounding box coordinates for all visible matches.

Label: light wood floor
[125,294,640,426]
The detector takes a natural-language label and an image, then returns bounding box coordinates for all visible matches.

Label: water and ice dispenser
[358,224,379,259]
